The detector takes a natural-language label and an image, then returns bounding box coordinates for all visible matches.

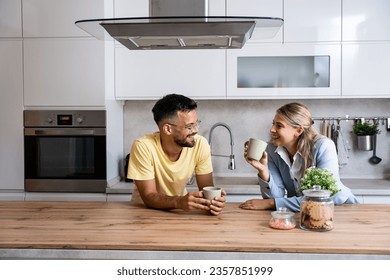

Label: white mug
[202,186,222,200]
[247,138,267,161]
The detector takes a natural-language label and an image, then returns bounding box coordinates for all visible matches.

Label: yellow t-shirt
[127,133,212,196]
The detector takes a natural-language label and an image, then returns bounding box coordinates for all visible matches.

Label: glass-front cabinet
[227,43,341,99]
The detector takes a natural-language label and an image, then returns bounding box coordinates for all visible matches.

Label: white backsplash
[124,98,390,180]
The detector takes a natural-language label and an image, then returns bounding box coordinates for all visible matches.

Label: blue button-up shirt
[258,137,359,212]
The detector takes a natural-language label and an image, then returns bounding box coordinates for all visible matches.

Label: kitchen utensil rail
[313,116,390,125]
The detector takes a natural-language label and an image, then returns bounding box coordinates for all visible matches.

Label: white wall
[124,98,390,180]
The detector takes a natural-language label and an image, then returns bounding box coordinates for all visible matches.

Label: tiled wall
[124,98,390,179]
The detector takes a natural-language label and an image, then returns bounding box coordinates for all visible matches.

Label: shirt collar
[275,146,304,191]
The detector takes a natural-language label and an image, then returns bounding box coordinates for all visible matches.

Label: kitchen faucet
[208,122,236,170]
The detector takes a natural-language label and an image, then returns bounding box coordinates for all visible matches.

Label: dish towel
[336,124,350,168]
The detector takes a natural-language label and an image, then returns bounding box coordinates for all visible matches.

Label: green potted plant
[353,121,380,151]
[299,167,340,196]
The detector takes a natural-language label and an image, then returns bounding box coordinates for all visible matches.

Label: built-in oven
[24,110,106,192]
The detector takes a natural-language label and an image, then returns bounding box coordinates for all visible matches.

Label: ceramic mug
[247,138,267,161]
[202,186,222,201]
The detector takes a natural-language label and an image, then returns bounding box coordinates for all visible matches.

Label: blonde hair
[276,102,321,173]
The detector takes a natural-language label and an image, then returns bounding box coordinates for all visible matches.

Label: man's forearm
[141,192,182,210]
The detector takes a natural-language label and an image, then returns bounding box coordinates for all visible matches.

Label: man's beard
[174,133,196,147]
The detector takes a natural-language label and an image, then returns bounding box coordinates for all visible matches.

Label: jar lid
[302,185,331,198]
[271,207,295,219]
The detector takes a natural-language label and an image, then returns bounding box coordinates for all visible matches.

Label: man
[127,94,226,215]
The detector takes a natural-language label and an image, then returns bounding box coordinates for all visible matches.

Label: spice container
[300,185,334,231]
[269,207,296,230]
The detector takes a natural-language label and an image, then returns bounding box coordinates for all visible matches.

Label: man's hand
[178,190,227,215]
[177,191,211,212]
[206,190,227,216]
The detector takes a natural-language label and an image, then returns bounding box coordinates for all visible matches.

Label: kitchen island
[0,202,389,260]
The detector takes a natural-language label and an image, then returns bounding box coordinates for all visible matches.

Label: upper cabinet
[114,47,226,99]
[226,0,283,43]
[0,0,22,37]
[227,43,341,99]
[343,0,390,41]
[342,42,390,97]
[114,0,226,17]
[22,0,106,107]
[113,0,226,99]
[111,0,389,100]
[284,0,341,42]
[22,0,104,37]
[24,38,105,107]
[114,0,149,17]
[342,0,390,97]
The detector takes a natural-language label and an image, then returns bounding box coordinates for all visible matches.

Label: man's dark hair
[152,94,197,125]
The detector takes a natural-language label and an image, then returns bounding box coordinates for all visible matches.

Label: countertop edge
[107,178,390,195]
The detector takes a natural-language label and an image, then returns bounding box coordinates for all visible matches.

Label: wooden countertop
[107,178,390,195]
[0,202,389,256]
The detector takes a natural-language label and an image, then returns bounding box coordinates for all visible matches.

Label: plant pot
[357,135,373,151]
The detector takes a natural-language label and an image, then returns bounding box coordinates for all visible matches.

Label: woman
[239,102,359,212]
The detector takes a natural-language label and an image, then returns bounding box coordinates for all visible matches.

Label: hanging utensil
[336,119,349,168]
[369,133,382,164]
[320,119,326,136]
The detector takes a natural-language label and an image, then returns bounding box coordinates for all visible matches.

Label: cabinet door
[24,38,105,106]
[343,0,390,41]
[227,43,341,98]
[114,0,225,17]
[0,0,22,37]
[0,40,24,190]
[114,0,149,17]
[284,0,341,42]
[115,47,226,99]
[342,42,390,97]
[226,0,283,43]
[23,0,104,37]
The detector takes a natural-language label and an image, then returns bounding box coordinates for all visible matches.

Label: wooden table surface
[0,201,389,255]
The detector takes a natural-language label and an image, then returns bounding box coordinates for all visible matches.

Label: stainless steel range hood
[75,0,283,50]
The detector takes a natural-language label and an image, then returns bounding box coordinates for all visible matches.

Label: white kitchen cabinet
[23,38,105,107]
[284,0,341,43]
[113,0,228,100]
[227,43,341,99]
[343,0,390,41]
[114,46,226,99]
[0,0,22,37]
[114,0,225,17]
[22,0,104,37]
[342,42,390,97]
[0,40,24,190]
[226,0,283,43]
[114,0,149,17]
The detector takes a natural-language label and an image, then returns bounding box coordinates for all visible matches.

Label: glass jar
[269,207,296,230]
[300,185,334,232]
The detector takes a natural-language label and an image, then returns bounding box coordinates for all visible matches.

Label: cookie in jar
[300,185,334,232]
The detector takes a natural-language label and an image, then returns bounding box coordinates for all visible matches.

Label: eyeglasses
[168,120,201,132]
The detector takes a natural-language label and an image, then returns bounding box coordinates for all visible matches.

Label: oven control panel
[24,110,106,128]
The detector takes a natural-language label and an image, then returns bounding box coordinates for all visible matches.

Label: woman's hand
[244,141,270,181]
[239,198,276,210]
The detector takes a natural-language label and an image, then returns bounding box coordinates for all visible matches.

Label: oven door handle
[24,128,106,136]
[34,129,96,136]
